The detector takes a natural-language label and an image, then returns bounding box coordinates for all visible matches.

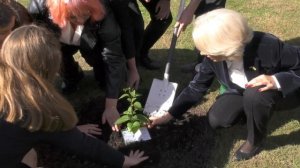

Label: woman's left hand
[127,69,140,90]
[246,74,277,92]
[155,0,171,20]
[77,124,102,138]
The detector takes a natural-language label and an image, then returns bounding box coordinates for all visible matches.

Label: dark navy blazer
[169,31,300,118]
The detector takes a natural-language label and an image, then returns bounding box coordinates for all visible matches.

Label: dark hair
[0,3,17,29]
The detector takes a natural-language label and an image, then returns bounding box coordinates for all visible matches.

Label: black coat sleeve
[256,33,300,97]
[96,8,127,99]
[42,128,125,167]
[274,43,300,97]
[169,58,215,118]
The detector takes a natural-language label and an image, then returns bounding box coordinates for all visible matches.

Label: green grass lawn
[19,0,300,167]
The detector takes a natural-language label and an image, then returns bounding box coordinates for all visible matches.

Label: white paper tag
[121,127,151,145]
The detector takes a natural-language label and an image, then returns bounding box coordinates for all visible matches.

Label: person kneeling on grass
[0,25,148,168]
[149,8,300,161]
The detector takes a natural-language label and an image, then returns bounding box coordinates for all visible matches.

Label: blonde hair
[192,8,253,58]
[0,25,78,132]
[47,0,106,27]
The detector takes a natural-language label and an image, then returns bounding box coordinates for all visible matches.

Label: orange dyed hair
[47,0,106,28]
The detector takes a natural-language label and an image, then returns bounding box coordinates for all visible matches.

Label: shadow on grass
[285,37,300,46]
[209,93,300,168]
[264,93,300,151]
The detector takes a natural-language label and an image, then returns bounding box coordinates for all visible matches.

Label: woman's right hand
[148,112,173,128]
[123,150,149,168]
[127,68,140,90]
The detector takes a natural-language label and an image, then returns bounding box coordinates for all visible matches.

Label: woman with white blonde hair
[149,8,300,161]
[0,25,147,168]
[192,8,253,60]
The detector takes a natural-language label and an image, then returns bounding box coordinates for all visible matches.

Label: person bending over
[47,0,127,132]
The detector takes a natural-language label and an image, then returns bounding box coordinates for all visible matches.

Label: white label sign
[121,127,151,145]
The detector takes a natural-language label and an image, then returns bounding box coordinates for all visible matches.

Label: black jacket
[0,119,124,167]
[169,32,300,118]
[80,4,126,98]
[28,0,126,99]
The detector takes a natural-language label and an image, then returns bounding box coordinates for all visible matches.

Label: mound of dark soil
[37,95,216,168]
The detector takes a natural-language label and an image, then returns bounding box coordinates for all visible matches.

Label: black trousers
[60,44,106,85]
[138,0,173,58]
[208,86,282,146]
[110,0,144,60]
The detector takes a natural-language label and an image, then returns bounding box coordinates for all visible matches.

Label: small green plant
[115,88,149,133]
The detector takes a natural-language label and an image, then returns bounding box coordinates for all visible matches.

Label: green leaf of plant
[123,88,130,92]
[127,122,133,132]
[133,102,142,110]
[129,89,136,97]
[127,106,133,113]
[131,126,139,134]
[136,114,149,124]
[123,110,131,115]
[115,115,130,125]
[133,121,141,128]
[131,115,138,121]
[131,121,141,133]
[119,93,129,100]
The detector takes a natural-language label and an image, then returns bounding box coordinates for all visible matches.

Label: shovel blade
[143,79,178,117]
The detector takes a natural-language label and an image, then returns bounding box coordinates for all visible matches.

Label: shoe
[141,56,161,70]
[235,141,261,161]
[180,62,198,73]
[62,69,84,94]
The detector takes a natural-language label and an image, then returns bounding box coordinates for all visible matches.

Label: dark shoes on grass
[141,56,161,70]
[235,141,262,161]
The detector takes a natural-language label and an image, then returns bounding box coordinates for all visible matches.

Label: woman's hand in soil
[148,112,173,128]
[123,150,149,168]
[77,124,102,138]
[102,108,120,132]
[103,98,120,131]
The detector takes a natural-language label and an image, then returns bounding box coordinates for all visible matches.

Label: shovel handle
[164,0,185,81]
